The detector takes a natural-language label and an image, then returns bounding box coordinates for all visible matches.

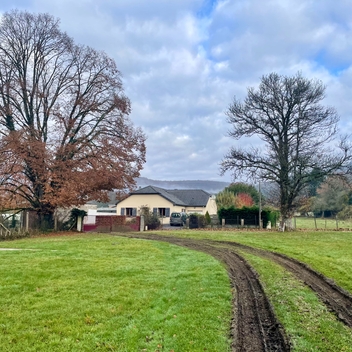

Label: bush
[205,211,211,225]
[62,208,87,230]
[189,214,206,229]
[337,206,352,220]
[140,206,161,230]
[218,206,279,228]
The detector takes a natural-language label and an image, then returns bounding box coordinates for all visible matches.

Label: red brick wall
[84,216,140,232]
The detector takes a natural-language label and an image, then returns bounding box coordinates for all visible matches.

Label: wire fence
[293,217,352,230]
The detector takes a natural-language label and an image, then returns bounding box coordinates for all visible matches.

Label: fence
[216,216,278,229]
[293,216,352,230]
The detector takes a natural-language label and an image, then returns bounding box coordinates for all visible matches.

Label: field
[0,234,231,351]
[1,230,352,351]
[294,216,352,230]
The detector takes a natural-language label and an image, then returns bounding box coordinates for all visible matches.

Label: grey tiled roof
[167,189,211,207]
[131,186,211,207]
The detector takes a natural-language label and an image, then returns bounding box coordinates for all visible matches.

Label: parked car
[170,212,188,226]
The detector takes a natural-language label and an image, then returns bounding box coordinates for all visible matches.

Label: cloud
[1,0,352,183]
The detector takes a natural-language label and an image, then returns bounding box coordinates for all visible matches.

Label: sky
[1,0,352,183]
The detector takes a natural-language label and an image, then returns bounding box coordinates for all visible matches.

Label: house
[116,186,217,224]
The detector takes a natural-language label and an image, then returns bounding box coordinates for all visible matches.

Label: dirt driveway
[117,233,352,352]
[118,233,290,351]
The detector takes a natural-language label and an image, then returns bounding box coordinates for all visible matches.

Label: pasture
[1,230,352,351]
[0,234,231,351]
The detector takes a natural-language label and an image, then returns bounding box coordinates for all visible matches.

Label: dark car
[170,212,187,226]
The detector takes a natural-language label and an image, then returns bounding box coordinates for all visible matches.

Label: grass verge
[154,229,352,293]
[146,229,352,351]
[0,234,232,351]
[240,251,352,351]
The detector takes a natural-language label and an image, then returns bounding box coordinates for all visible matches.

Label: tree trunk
[37,209,55,230]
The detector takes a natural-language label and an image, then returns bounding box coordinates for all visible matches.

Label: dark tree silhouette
[0,11,146,228]
[221,72,352,228]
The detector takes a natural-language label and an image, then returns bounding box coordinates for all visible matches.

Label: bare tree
[0,11,146,228]
[221,72,352,228]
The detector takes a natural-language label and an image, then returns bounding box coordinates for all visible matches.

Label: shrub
[140,206,161,230]
[205,211,211,225]
[63,208,87,230]
[217,206,279,228]
[189,214,206,229]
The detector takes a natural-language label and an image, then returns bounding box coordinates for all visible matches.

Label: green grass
[0,234,232,351]
[294,217,352,230]
[240,252,352,351]
[3,230,352,351]
[148,229,352,351]
[155,229,352,293]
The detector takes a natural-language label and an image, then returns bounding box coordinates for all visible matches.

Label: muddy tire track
[117,233,290,351]
[218,240,352,328]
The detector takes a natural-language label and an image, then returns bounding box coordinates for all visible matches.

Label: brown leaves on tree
[0,11,146,221]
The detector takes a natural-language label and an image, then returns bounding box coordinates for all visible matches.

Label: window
[158,208,166,217]
[153,208,170,217]
[126,208,134,216]
[121,208,137,216]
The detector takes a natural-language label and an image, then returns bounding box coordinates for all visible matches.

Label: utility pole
[259,181,262,229]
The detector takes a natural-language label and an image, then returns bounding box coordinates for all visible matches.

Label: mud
[218,240,352,328]
[117,233,291,351]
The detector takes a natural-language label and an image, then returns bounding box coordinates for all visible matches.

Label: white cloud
[1,0,352,182]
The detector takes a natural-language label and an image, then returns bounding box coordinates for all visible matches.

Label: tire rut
[116,233,291,352]
[218,240,352,328]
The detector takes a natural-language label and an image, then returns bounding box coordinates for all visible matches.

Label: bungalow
[116,185,217,224]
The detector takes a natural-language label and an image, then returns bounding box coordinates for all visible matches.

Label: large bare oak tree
[0,11,146,227]
[221,72,352,228]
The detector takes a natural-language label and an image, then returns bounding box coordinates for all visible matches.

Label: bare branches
[222,72,352,222]
[0,11,146,218]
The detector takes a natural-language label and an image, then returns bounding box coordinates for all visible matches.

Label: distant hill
[136,177,230,194]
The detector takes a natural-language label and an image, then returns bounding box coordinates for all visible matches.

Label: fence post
[77,216,83,232]
[140,215,145,232]
[26,211,29,232]
[222,218,225,228]
[54,212,58,231]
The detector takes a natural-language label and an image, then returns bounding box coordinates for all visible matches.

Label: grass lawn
[149,229,352,351]
[2,230,352,351]
[157,229,352,293]
[0,234,232,352]
[240,252,352,351]
[294,217,352,230]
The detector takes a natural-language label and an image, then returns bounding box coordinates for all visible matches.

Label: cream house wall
[205,197,217,215]
[116,194,184,224]
[117,192,218,224]
[184,197,217,215]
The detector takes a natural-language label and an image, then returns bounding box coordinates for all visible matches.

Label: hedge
[217,206,279,228]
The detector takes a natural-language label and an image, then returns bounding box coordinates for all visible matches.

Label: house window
[158,208,166,217]
[153,208,170,217]
[126,208,134,216]
[121,208,137,216]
